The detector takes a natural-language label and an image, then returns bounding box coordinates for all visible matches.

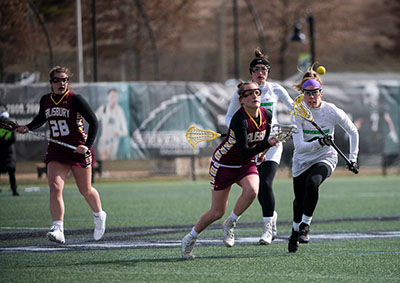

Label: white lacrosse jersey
[225,82,293,164]
[291,101,359,177]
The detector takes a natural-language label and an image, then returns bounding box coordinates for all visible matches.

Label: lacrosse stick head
[292,94,313,122]
[0,117,17,131]
[185,125,221,153]
[272,124,298,142]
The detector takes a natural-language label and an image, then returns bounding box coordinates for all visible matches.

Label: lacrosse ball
[317,66,326,75]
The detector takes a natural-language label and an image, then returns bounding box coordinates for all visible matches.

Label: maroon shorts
[209,160,259,191]
[45,144,95,168]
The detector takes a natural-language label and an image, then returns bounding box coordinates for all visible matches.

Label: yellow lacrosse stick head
[185,125,221,153]
[292,94,313,122]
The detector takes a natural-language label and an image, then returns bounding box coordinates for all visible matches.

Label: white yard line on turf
[1,231,400,253]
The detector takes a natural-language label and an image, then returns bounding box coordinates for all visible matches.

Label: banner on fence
[0,78,399,166]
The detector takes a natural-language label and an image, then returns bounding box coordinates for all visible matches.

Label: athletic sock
[230,211,240,221]
[301,215,313,226]
[93,211,103,217]
[293,222,300,232]
[190,226,199,238]
[263,216,274,222]
[53,220,63,229]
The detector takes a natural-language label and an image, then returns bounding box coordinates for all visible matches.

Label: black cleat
[12,186,19,196]
[288,229,299,253]
[298,223,310,243]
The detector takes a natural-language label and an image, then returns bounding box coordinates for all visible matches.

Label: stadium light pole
[92,0,98,82]
[76,0,84,83]
[290,24,305,42]
[308,12,315,64]
[291,10,315,64]
[232,0,240,79]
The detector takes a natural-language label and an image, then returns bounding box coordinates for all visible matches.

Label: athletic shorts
[45,144,95,168]
[209,160,259,191]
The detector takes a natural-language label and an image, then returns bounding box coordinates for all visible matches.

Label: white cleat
[181,233,197,259]
[93,211,107,241]
[47,225,65,244]
[259,219,273,245]
[272,211,278,240]
[222,217,237,248]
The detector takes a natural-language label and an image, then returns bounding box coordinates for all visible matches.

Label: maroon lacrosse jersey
[212,107,270,167]
[42,90,94,168]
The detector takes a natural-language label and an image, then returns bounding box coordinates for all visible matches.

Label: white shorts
[256,142,283,165]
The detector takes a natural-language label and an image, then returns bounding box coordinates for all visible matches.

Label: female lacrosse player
[288,67,359,253]
[15,66,106,244]
[182,81,279,259]
[225,48,294,245]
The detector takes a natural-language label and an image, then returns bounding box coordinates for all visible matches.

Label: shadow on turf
[66,252,295,266]
[1,215,399,241]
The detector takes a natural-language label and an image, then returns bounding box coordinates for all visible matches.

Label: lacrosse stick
[26,130,77,150]
[185,125,226,153]
[0,117,77,151]
[293,95,359,174]
[272,124,297,142]
[257,124,297,162]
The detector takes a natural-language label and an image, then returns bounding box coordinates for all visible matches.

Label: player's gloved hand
[318,135,333,146]
[346,161,359,174]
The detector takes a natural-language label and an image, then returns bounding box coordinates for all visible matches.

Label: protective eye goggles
[251,66,270,73]
[50,77,69,83]
[303,88,322,96]
[241,88,262,98]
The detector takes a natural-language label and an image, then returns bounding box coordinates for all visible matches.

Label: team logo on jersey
[247,130,266,142]
[45,107,70,119]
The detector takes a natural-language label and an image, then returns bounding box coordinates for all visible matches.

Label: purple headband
[302,79,321,90]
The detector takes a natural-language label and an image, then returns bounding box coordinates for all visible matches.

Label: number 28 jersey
[28,90,96,168]
[41,90,88,147]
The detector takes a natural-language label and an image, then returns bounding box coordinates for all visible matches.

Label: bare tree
[0,1,29,81]
[1,0,399,82]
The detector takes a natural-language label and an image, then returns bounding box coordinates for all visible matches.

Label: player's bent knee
[210,209,225,221]
[244,187,258,199]
[79,188,93,198]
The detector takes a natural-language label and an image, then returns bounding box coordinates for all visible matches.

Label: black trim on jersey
[72,94,98,148]
[230,108,272,160]
[26,96,48,131]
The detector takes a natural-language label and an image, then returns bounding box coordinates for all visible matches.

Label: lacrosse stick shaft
[27,131,77,150]
[0,118,80,152]
[294,96,358,173]
[309,120,357,172]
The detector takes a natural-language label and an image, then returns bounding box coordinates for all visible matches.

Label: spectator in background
[0,105,19,196]
[95,88,128,160]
